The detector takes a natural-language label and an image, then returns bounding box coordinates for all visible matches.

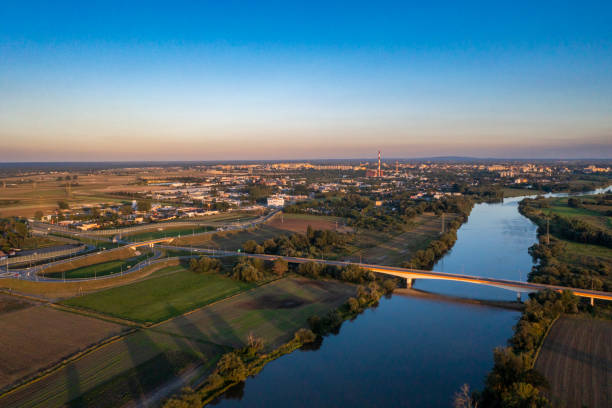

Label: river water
[211,188,610,407]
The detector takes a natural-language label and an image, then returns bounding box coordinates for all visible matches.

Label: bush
[346,297,360,313]
[382,279,397,294]
[294,328,317,344]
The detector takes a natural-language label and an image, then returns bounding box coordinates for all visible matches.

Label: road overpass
[127,238,175,249]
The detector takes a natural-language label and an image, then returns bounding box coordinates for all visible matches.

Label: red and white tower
[378,150,381,177]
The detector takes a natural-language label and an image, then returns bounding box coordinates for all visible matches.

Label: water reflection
[210,187,610,407]
[213,295,518,408]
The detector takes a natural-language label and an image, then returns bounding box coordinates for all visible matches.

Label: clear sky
[1,1,611,161]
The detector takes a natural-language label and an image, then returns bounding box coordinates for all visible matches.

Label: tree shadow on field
[65,364,84,408]
[164,304,231,354]
[111,330,173,406]
[166,302,244,348]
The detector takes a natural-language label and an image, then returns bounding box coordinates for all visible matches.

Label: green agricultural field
[349,213,452,266]
[157,275,357,349]
[124,226,213,242]
[61,265,255,323]
[45,252,155,279]
[547,196,612,230]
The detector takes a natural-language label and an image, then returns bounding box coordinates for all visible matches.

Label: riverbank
[163,277,394,407]
[474,188,612,406]
[518,192,612,296]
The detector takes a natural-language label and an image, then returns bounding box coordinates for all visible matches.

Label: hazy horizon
[1,1,611,161]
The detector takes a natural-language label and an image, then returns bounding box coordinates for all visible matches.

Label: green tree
[57,200,69,210]
[231,259,264,282]
[34,210,44,220]
[137,201,151,212]
[242,240,259,253]
[120,204,133,215]
[272,258,288,276]
[215,352,247,382]
[347,297,360,313]
[189,256,222,274]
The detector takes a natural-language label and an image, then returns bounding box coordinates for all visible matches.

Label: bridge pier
[590,297,594,307]
[404,278,414,289]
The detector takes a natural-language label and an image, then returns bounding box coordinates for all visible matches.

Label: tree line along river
[210,187,611,407]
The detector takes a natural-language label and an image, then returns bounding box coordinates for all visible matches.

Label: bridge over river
[3,238,610,305]
[163,245,612,305]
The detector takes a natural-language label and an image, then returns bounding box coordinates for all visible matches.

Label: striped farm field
[0,303,126,393]
[535,316,612,408]
[0,330,225,408]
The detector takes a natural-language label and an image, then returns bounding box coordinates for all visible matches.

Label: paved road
[0,210,280,279]
[0,249,166,282]
[4,207,611,303]
[30,209,280,239]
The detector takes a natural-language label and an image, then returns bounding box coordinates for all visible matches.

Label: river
[211,188,610,407]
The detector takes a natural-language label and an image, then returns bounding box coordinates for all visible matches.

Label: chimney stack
[378,150,381,177]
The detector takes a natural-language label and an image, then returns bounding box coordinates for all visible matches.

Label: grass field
[559,239,612,265]
[44,251,155,279]
[535,316,612,408]
[548,196,612,231]
[349,213,453,266]
[1,258,183,299]
[266,213,351,234]
[61,265,256,323]
[0,303,126,392]
[156,275,357,349]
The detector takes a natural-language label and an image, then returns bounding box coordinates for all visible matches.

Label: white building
[266,197,285,207]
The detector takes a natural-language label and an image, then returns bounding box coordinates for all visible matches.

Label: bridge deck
[167,247,612,302]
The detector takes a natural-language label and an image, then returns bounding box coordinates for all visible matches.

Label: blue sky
[1,1,611,160]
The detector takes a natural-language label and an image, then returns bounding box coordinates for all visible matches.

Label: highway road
[3,207,611,303]
[30,209,280,239]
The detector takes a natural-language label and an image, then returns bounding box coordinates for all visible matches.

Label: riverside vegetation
[459,191,612,408]
[163,250,398,407]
